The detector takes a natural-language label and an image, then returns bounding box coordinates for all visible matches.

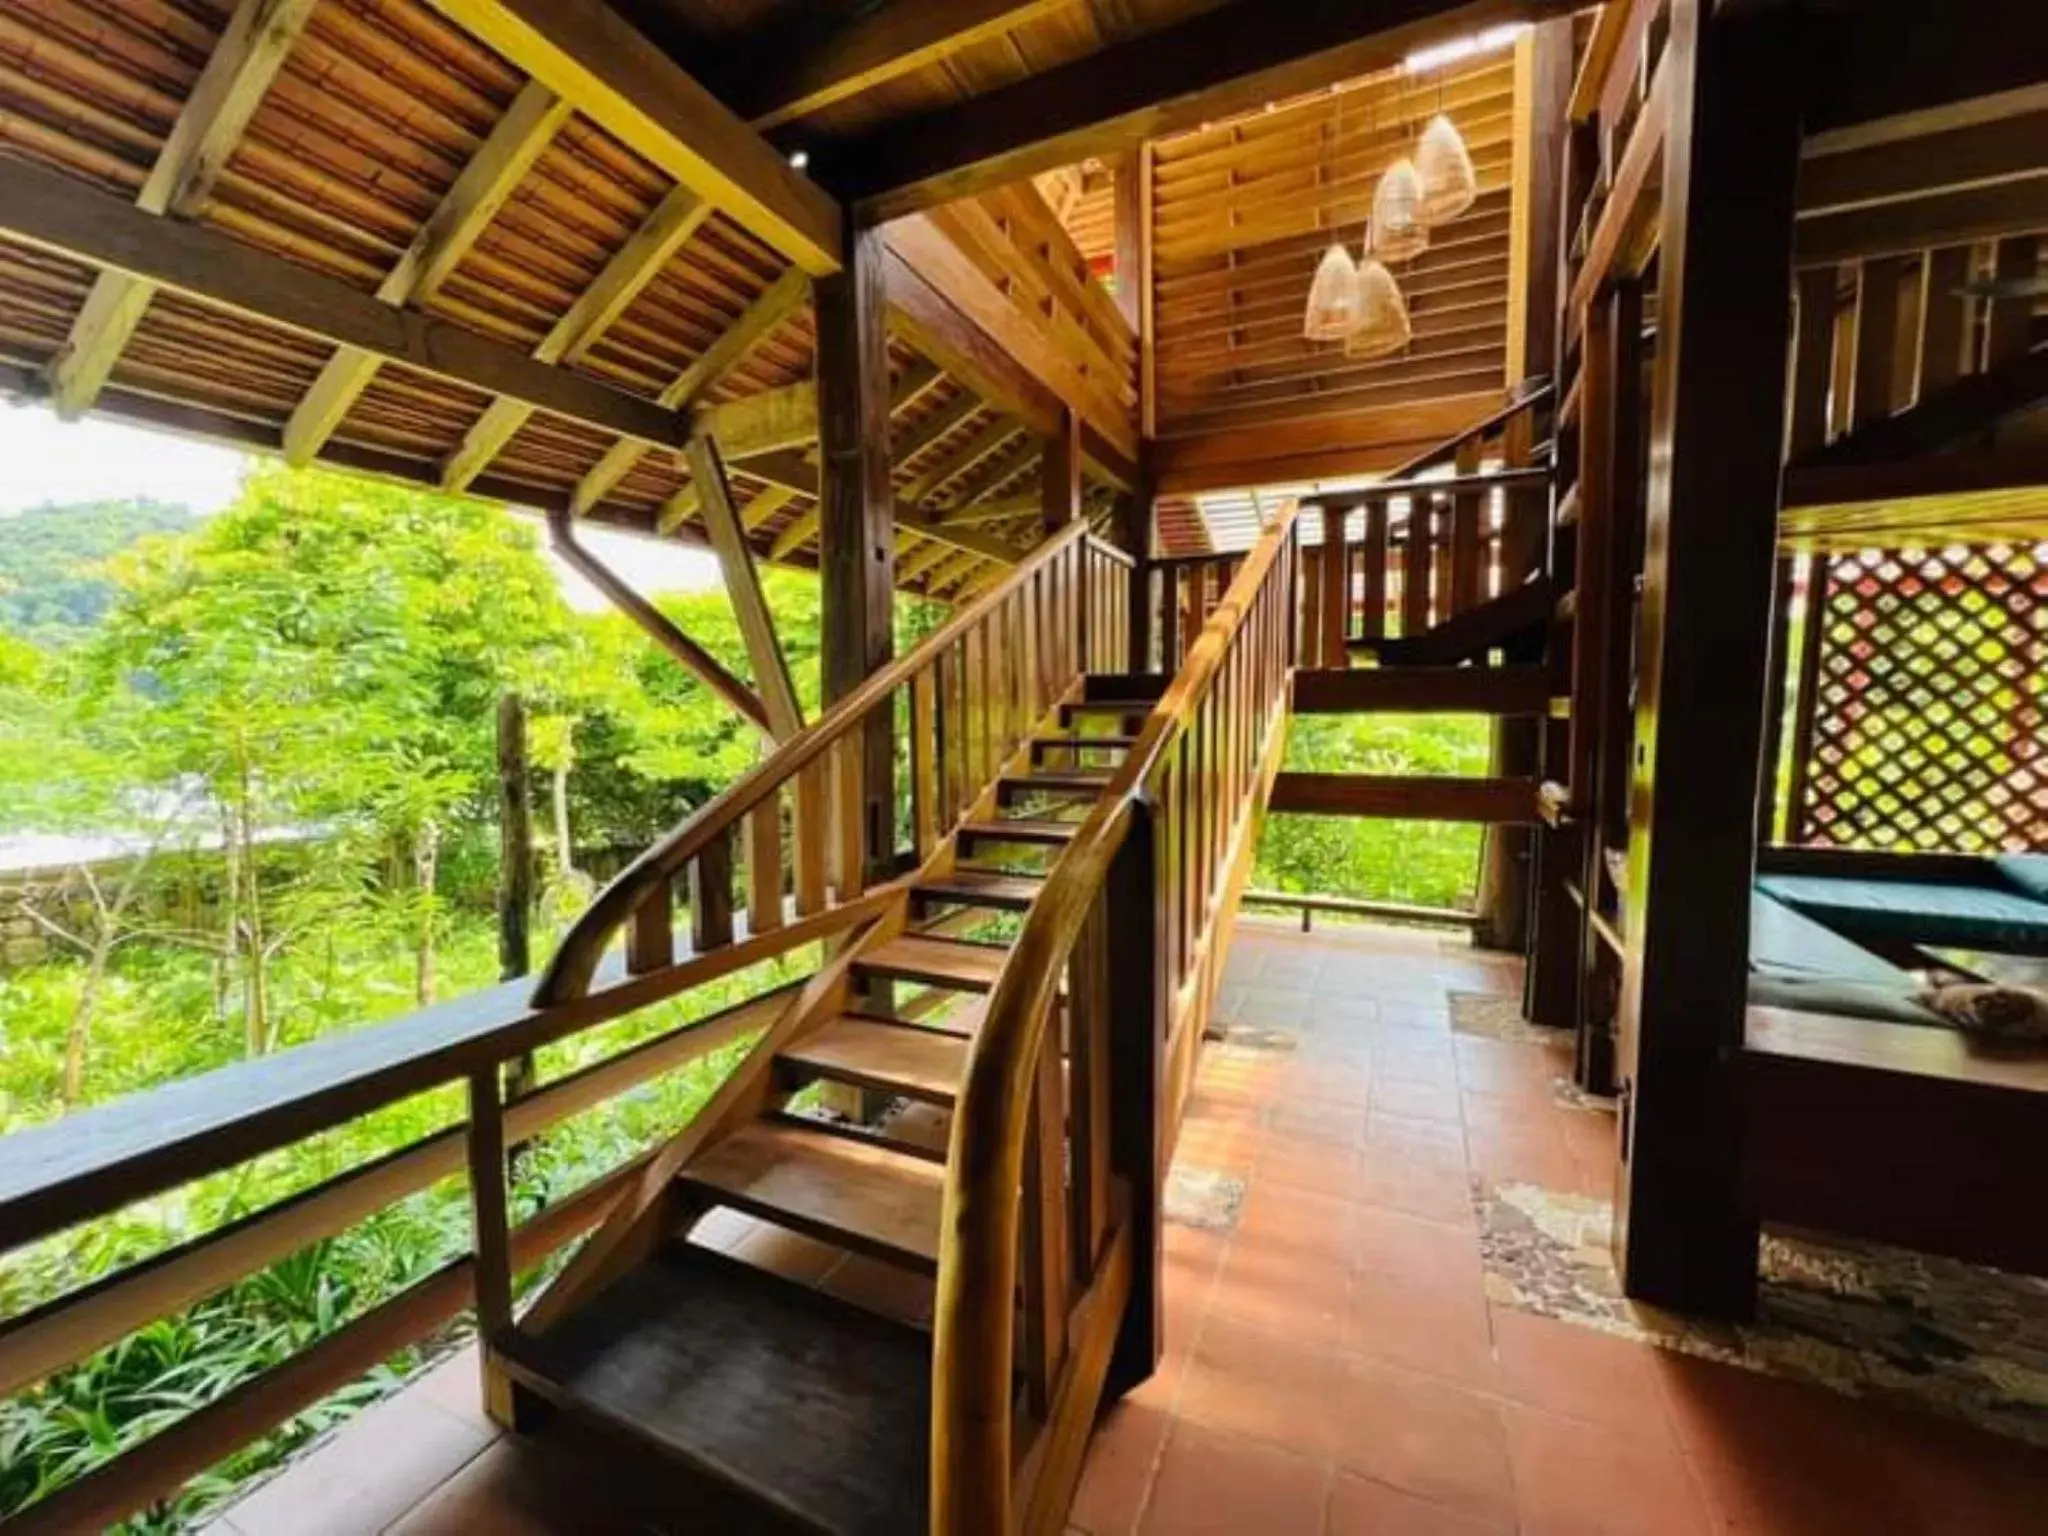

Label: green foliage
[1254,712,1493,912]
[0,499,194,642]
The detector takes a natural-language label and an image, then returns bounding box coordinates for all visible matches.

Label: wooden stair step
[1268,772,1540,824]
[1291,665,1556,716]
[912,870,1044,912]
[998,769,1112,800]
[1061,698,1155,723]
[681,1121,944,1273]
[1032,733,1138,759]
[957,817,1079,848]
[781,1017,969,1108]
[1081,671,1169,703]
[499,1242,928,1536]
[857,933,1010,990]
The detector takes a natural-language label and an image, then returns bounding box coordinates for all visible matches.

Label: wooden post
[816,220,897,885]
[1042,406,1082,536]
[466,1067,515,1425]
[1612,0,1803,1320]
[1116,451,1154,672]
[1505,17,1572,386]
[1103,811,1161,1402]
[1318,504,1347,668]
[689,433,805,741]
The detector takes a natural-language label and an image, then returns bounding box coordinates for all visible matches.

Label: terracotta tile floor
[212,919,2048,1535]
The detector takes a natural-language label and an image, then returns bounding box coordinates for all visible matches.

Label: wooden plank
[1796,176,2048,266]
[885,214,1140,464]
[48,0,322,416]
[1846,255,1904,428]
[1291,665,1552,715]
[1268,772,1539,822]
[1611,0,1800,1319]
[1154,392,1504,495]
[1318,505,1347,668]
[681,1122,944,1271]
[782,1016,970,1106]
[421,0,841,273]
[1041,407,1082,535]
[1357,503,1388,640]
[285,80,570,465]
[818,226,900,887]
[1787,344,2048,475]
[743,799,784,935]
[824,0,1579,218]
[738,0,1072,130]
[687,829,734,953]
[1912,245,1972,402]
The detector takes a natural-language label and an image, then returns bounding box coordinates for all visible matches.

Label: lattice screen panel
[1791,543,2045,853]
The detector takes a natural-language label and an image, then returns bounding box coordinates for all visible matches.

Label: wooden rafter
[819,0,1578,219]
[420,0,842,274]
[903,417,1022,506]
[0,154,676,451]
[47,0,321,416]
[285,79,571,465]
[689,436,805,740]
[442,184,711,490]
[736,0,1073,131]
[571,266,811,512]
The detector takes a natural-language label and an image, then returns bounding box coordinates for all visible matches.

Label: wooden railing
[1150,387,1552,676]
[933,503,1301,1533]
[0,523,1134,1534]
[537,522,1131,1005]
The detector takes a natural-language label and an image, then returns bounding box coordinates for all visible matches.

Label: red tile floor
[212,919,2048,1535]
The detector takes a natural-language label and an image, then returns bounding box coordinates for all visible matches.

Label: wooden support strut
[545,509,774,737]
[689,434,806,742]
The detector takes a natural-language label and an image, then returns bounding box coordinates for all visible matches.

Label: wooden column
[1612,0,1803,1319]
[816,219,897,885]
[1042,405,1082,535]
[1318,505,1347,668]
[1478,16,1569,958]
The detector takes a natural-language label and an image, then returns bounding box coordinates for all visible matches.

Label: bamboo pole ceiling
[0,0,1177,600]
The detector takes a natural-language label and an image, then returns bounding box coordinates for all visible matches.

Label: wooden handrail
[932,501,1300,1531]
[533,520,1097,1004]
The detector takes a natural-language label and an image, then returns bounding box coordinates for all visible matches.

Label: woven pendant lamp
[1370,157,1428,261]
[1303,241,1363,341]
[1414,113,1477,223]
[1346,254,1411,359]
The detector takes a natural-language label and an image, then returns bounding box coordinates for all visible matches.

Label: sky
[0,398,722,608]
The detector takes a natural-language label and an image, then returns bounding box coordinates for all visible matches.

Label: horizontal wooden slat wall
[1150,52,1516,441]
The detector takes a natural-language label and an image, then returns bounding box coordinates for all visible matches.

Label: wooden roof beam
[0,154,678,452]
[421,0,843,274]
[737,1,1073,132]
[816,0,1577,221]
[285,79,571,466]
[47,0,321,417]
[442,184,711,490]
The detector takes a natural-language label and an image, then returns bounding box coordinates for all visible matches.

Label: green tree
[0,497,195,642]
[80,468,576,1041]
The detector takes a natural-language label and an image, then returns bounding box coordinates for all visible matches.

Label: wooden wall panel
[1149,53,1516,444]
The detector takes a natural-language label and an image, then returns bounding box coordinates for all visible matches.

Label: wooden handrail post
[466,1067,515,1426]
[1103,803,1162,1400]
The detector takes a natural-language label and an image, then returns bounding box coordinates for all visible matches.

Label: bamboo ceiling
[0,0,1160,602]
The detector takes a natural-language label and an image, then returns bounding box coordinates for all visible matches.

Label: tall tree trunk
[497,694,534,981]
[551,759,577,879]
[236,760,270,1057]
[414,818,440,1006]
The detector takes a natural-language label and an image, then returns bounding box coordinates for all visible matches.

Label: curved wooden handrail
[533,521,1095,1006]
[931,501,1300,1531]
[1380,377,1553,484]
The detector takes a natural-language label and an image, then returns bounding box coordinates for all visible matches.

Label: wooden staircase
[468,495,1304,1534]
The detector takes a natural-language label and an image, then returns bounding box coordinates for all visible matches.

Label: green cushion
[1756,873,2048,952]
[1996,854,2048,904]
[1750,892,1910,986]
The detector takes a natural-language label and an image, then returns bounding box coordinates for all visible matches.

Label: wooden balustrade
[1158,387,1552,675]
[0,521,1138,1534]
[933,503,1299,1534]
[536,522,1131,1006]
